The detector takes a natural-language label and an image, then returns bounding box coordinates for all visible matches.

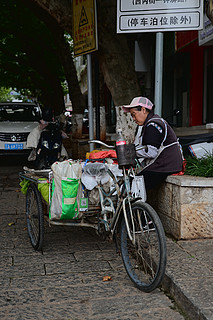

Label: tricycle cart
[19,141,167,293]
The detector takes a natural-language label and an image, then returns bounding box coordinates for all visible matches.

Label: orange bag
[89,150,117,160]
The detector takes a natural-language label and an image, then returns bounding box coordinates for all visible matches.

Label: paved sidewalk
[0,164,212,320]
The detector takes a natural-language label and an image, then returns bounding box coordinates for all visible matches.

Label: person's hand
[61,130,69,139]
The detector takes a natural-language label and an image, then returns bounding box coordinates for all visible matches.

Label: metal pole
[94,56,100,142]
[154,32,164,116]
[87,53,94,151]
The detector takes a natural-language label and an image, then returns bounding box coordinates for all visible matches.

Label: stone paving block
[79,269,127,285]
[43,232,72,242]
[12,254,45,266]
[14,217,27,227]
[0,215,19,226]
[90,292,175,317]
[166,256,211,279]
[97,241,117,251]
[162,274,206,320]
[0,302,91,320]
[44,224,66,233]
[42,232,100,250]
[107,258,126,272]
[178,239,213,271]
[0,240,15,249]
[0,278,10,290]
[9,273,85,289]
[0,288,45,307]
[73,250,119,262]
[10,253,73,265]
[42,243,80,254]
[0,256,12,268]
[0,247,41,257]
[0,263,45,278]
[87,308,185,320]
[13,239,36,250]
[45,259,112,275]
[48,242,101,253]
[166,237,192,259]
[42,238,107,253]
[45,282,121,303]
[200,308,213,320]
[175,278,213,309]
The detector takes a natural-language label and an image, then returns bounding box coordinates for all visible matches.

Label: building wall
[176,32,204,126]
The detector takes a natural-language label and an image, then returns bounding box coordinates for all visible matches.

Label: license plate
[5,143,24,150]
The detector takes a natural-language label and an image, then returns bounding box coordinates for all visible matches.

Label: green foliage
[61,81,69,95]
[0,87,13,102]
[0,0,66,104]
[0,87,34,102]
[185,153,213,177]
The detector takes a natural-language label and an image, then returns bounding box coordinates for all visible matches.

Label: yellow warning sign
[73,0,98,57]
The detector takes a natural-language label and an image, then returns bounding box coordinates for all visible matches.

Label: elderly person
[122,96,183,190]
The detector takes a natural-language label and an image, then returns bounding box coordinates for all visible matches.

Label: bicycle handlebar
[88,140,115,149]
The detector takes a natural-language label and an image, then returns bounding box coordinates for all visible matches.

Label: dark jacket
[136,113,183,173]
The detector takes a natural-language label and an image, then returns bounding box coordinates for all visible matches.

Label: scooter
[34,122,63,169]
[178,132,213,158]
[166,110,213,158]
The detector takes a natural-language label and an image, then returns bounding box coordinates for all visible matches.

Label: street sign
[73,0,98,56]
[199,13,213,46]
[117,0,203,33]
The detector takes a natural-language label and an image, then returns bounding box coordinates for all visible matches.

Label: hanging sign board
[73,0,98,56]
[199,13,213,46]
[117,0,203,33]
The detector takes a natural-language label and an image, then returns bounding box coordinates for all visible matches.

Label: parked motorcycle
[178,132,213,158]
[34,121,63,169]
[165,110,213,158]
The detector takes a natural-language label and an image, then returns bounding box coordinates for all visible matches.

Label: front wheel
[120,201,166,292]
[26,183,44,250]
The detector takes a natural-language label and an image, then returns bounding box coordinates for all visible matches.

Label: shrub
[185,153,213,177]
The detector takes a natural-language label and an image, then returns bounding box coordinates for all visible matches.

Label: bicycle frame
[96,164,139,244]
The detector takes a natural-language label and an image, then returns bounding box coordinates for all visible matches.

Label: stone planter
[148,175,213,240]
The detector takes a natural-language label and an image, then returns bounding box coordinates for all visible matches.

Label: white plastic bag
[81,163,109,190]
[131,175,147,202]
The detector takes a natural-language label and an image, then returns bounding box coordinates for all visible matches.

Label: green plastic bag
[49,178,80,220]
[49,160,82,220]
[61,178,79,219]
[37,181,49,204]
[20,179,30,195]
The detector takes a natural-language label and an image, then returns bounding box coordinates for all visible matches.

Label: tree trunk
[97,0,141,106]
[30,0,141,106]
[56,31,86,114]
[23,0,86,114]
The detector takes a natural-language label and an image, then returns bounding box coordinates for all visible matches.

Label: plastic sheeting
[81,162,123,191]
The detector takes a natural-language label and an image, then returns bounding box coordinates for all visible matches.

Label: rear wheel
[26,183,44,250]
[120,200,166,292]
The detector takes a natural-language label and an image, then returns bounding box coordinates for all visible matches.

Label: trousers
[138,170,170,191]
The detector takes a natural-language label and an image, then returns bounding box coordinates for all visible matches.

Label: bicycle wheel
[120,200,166,292]
[26,183,44,250]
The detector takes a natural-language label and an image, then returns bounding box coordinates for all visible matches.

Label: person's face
[130,107,148,125]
